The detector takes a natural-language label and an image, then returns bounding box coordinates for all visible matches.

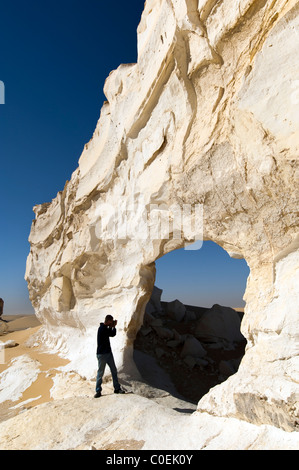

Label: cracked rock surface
[25,0,299,434]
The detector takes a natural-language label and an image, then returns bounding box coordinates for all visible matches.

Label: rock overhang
[25,0,299,431]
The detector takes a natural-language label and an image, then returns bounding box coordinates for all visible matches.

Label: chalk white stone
[0,355,40,404]
[25,0,299,435]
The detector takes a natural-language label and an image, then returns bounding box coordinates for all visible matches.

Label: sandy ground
[0,308,246,423]
[0,314,197,430]
[1,313,298,451]
[0,315,69,422]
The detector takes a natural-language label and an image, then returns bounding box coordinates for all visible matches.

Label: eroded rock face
[26,0,299,431]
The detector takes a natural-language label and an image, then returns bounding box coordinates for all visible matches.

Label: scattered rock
[153,326,174,340]
[139,327,152,337]
[166,340,181,348]
[195,304,245,346]
[143,311,156,326]
[155,348,166,359]
[135,289,247,404]
[184,310,196,321]
[150,318,164,327]
[205,342,224,350]
[145,286,163,316]
[2,340,19,348]
[166,299,186,322]
[183,356,197,369]
[172,329,182,342]
[196,358,209,368]
[180,336,206,359]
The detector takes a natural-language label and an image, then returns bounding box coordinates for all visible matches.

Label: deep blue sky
[0,1,249,315]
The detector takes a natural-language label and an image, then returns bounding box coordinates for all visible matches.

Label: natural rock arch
[26,0,299,432]
[133,247,248,405]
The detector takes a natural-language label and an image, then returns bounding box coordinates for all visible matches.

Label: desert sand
[0,312,194,424]
[0,305,245,422]
[0,315,69,422]
[1,313,298,450]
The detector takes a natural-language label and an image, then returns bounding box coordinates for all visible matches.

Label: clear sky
[0,1,249,315]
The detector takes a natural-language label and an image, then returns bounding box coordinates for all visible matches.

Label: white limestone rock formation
[195,304,245,346]
[1,393,299,450]
[26,0,299,433]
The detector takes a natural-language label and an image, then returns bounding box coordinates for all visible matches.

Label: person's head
[104,314,114,326]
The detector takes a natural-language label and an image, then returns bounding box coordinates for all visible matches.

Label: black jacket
[97,322,116,354]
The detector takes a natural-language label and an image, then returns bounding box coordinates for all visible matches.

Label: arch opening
[133,241,249,405]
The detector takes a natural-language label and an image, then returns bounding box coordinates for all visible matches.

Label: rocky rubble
[134,286,246,403]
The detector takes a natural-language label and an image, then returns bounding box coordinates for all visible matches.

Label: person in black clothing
[94,314,125,398]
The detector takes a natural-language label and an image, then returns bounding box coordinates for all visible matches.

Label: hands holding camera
[104,315,117,329]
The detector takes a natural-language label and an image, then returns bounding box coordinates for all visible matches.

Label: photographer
[94,314,125,398]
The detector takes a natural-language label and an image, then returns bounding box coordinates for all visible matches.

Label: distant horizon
[3,296,245,318]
